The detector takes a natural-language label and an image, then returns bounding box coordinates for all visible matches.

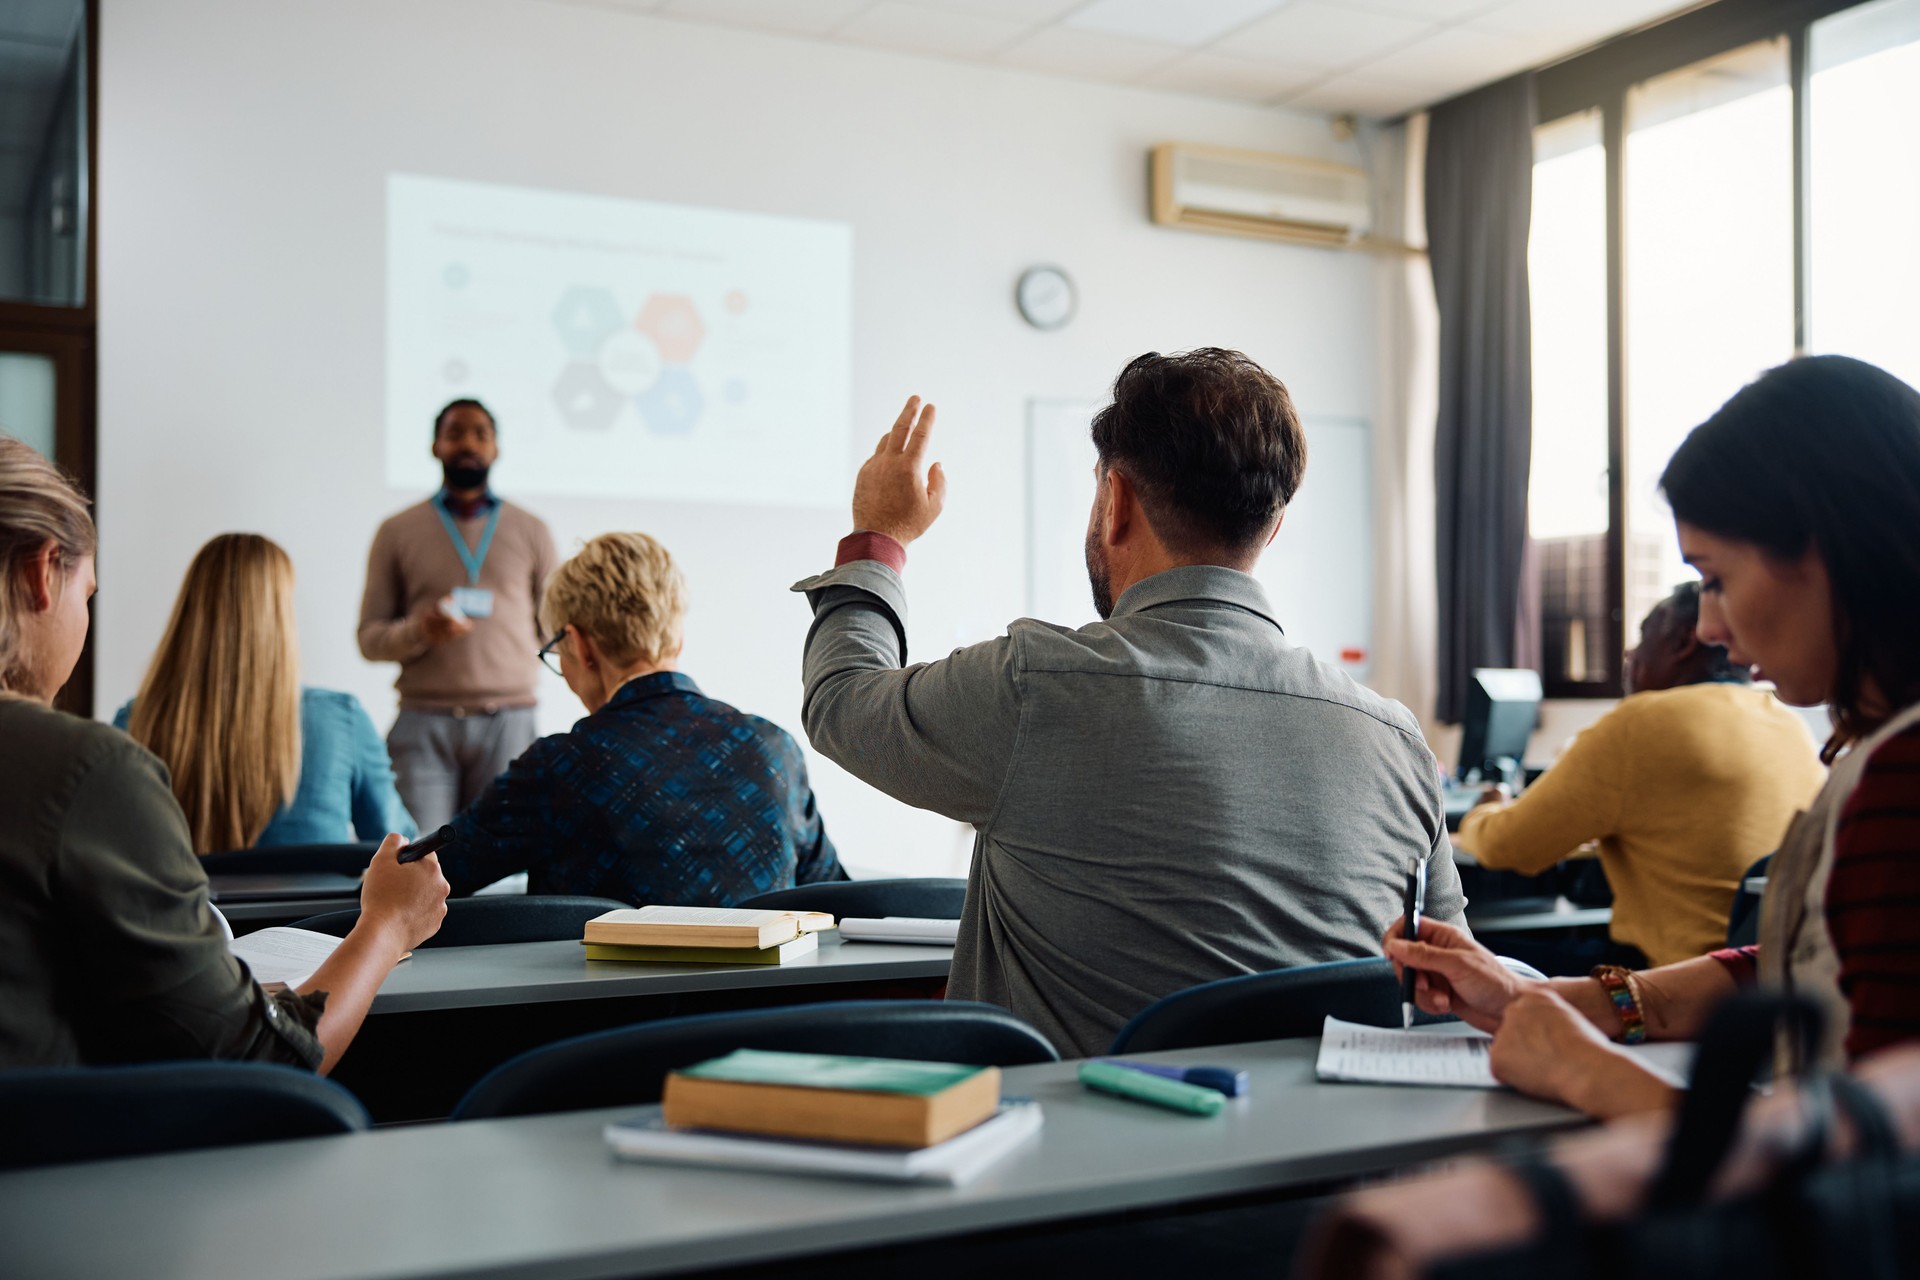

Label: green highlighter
[1078,1060,1225,1116]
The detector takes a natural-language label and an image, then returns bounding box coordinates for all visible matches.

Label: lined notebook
[1314,1016,1501,1088]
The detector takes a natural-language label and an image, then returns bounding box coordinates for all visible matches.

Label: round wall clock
[1015,265,1077,331]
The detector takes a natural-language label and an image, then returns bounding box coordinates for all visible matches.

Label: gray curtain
[1426,74,1537,724]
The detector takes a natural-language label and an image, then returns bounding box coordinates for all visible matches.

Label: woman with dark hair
[1384,355,1920,1118]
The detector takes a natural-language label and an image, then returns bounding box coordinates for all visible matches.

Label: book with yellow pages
[582,906,832,950]
[662,1049,1001,1149]
[582,931,820,965]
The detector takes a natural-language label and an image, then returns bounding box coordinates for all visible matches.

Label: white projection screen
[386,174,853,506]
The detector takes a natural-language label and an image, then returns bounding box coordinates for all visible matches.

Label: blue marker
[1102,1059,1248,1098]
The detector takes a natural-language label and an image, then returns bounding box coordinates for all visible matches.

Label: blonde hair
[541,532,688,667]
[0,437,96,695]
[127,534,302,854]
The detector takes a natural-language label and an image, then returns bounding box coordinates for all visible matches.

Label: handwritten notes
[1315,1016,1502,1089]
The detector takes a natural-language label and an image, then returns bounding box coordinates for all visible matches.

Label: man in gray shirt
[793,349,1466,1056]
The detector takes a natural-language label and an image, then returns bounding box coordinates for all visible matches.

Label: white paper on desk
[230,927,343,989]
[1315,1016,1502,1089]
[839,916,959,945]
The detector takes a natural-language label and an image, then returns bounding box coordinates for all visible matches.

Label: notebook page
[230,926,344,988]
[1315,1016,1501,1089]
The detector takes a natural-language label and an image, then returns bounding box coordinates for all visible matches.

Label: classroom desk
[1466,897,1613,934]
[0,1036,1594,1280]
[334,939,954,1121]
[208,873,363,934]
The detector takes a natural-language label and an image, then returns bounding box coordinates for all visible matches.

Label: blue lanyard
[431,492,502,587]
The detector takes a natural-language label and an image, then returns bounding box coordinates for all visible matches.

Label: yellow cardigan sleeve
[1453,705,1631,875]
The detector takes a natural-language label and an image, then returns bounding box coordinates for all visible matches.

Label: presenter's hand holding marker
[360,832,450,952]
[1383,916,1521,1035]
[852,396,947,547]
[416,595,476,646]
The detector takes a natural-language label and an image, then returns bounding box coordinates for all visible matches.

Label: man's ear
[1102,467,1135,549]
[1264,509,1286,549]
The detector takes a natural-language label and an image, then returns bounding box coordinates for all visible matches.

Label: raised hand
[851,396,947,547]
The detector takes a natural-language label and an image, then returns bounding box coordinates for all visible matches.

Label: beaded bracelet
[1590,964,1648,1044]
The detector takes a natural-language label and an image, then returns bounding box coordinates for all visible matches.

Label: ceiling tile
[836,2,1031,57]
[1139,51,1327,101]
[1281,70,1437,117]
[1212,1,1435,69]
[1339,0,1506,20]
[1473,0,1694,47]
[1064,0,1290,48]
[996,26,1184,82]
[898,0,1083,20]
[1348,23,1549,90]
[656,0,874,38]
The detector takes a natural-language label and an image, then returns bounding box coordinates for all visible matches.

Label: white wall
[97,0,1376,876]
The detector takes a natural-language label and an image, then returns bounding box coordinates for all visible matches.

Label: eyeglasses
[538,629,567,676]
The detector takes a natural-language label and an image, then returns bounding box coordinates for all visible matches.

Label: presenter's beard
[442,462,490,491]
[1085,524,1114,620]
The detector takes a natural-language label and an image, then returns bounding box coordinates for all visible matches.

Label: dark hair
[1659,355,1920,751]
[434,398,495,438]
[1089,348,1306,554]
[1656,581,1746,683]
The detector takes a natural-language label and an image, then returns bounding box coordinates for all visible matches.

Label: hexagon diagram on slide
[636,367,704,435]
[552,362,624,431]
[635,293,706,364]
[553,286,625,357]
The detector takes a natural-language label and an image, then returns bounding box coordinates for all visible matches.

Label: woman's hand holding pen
[1382,917,1522,1034]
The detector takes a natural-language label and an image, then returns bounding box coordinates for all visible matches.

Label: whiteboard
[1025,399,1373,679]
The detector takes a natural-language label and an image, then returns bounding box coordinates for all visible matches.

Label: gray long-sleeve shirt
[792,558,1467,1057]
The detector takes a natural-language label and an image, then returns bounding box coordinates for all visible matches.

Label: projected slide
[386,174,852,507]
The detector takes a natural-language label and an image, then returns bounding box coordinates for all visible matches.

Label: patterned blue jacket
[443,672,843,903]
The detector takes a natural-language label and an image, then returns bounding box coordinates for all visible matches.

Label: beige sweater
[357,497,558,711]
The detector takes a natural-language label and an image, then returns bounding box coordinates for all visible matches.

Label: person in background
[1387,355,1920,1119]
[1453,581,1826,971]
[791,349,1467,1057]
[358,399,558,830]
[438,532,843,903]
[0,438,446,1072]
[117,534,416,852]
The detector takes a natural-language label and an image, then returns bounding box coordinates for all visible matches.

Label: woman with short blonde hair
[120,534,416,853]
[0,437,446,1072]
[438,531,844,904]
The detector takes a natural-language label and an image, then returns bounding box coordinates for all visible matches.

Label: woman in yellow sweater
[1454,581,1826,969]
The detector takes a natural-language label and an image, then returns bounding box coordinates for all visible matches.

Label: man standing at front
[359,399,558,831]
[793,349,1467,1056]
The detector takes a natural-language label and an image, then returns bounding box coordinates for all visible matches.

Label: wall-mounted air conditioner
[1150,142,1377,250]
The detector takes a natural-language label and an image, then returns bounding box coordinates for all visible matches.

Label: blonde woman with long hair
[118,534,416,853]
[0,437,445,1072]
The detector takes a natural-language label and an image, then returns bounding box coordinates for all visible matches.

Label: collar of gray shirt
[1107,564,1283,632]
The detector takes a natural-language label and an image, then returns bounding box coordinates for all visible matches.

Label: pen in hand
[397,825,455,865]
[1401,858,1427,1029]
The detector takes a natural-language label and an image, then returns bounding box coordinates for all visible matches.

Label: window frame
[1523,0,1865,698]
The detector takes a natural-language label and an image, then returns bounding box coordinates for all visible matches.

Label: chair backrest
[292,895,632,946]
[451,999,1059,1121]
[735,878,967,920]
[0,1061,369,1171]
[200,842,379,876]
[1726,852,1775,948]
[1108,957,1403,1054]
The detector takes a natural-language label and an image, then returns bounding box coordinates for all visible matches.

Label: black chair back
[200,842,379,876]
[1108,957,1403,1054]
[0,1061,368,1171]
[451,999,1058,1120]
[292,895,631,946]
[736,877,967,919]
[1726,852,1774,948]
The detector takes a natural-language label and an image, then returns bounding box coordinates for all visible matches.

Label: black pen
[1401,858,1427,1029]
[397,825,455,864]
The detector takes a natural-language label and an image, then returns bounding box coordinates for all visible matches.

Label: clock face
[1016,266,1076,331]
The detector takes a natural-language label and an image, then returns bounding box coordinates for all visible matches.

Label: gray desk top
[1468,899,1613,933]
[0,1037,1592,1280]
[369,938,955,1014]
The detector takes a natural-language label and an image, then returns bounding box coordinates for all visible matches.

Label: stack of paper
[606,1101,1041,1185]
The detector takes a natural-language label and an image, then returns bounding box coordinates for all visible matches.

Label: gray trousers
[388,706,540,832]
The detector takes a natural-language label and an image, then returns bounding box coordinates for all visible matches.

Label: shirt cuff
[836,531,907,573]
[1709,945,1760,987]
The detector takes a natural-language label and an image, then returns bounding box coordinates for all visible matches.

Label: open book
[230,926,345,989]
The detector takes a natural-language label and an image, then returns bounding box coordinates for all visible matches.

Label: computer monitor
[1456,667,1542,783]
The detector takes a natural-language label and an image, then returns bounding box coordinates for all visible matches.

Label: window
[1524,0,1910,697]
[1810,0,1920,386]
